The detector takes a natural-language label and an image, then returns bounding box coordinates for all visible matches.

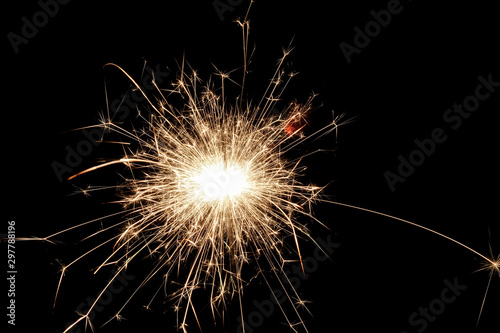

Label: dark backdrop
[4,1,499,332]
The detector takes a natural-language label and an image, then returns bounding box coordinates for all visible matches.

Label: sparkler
[41,7,498,333]
[53,15,345,332]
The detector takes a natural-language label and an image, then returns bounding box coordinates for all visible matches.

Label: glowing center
[195,164,248,200]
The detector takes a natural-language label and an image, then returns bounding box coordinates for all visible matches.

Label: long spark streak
[57,42,341,331]
[44,10,498,333]
[326,200,497,267]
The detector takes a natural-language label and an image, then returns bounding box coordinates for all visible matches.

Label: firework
[41,11,499,333]
[53,17,345,332]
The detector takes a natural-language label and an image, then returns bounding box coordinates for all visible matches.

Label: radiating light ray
[475,234,500,327]
[326,199,499,329]
[33,7,497,333]
[325,200,498,267]
[54,42,343,331]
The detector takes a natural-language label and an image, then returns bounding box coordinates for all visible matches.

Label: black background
[4,0,499,332]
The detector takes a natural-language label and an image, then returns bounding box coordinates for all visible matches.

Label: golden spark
[35,8,498,333]
[55,18,343,331]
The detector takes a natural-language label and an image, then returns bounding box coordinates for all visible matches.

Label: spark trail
[53,21,344,332]
[41,9,498,333]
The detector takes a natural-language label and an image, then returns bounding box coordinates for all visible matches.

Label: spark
[39,9,498,333]
[475,235,500,327]
[54,25,342,331]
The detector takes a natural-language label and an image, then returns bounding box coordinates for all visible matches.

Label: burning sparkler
[39,6,498,333]
[53,13,346,332]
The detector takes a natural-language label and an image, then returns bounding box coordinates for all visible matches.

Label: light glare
[194,164,248,201]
